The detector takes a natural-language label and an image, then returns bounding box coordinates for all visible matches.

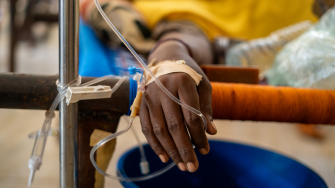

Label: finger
[161,95,199,172]
[145,94,187,171]
[177,74,210,155]
[139,96,169,163]
[198,78,217,135]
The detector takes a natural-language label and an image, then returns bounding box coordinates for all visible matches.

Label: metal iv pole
[59,0,79,187]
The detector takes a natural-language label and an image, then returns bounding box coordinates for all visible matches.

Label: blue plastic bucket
[117,140,327,188]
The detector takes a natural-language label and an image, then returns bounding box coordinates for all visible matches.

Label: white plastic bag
[267,6,335,89]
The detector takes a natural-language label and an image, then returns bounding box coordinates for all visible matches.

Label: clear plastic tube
[90,77,177,181]
[28,75,127,188]
[129,120,146,161]
[28,76,82,188]
[90,116,176,182]
[90,0,209,182]
[93,0,207,131]
[127,116,149,175]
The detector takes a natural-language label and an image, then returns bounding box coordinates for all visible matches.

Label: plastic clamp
[66,85,113,105]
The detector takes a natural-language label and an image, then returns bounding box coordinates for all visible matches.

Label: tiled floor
[0,1,335,187]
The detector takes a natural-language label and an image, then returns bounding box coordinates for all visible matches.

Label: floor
[0,1,335,188]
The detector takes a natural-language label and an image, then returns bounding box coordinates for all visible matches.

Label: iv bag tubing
[90,0,208,182]
[93,0,207,131]
[90,76,180,181]
[90,116,177,182]
[28,75,127,187]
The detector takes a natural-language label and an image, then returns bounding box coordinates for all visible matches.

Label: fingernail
[187,163,197,172]
[211,121,217,131]
[178,162,187,171]
[199,148,208,155]
[159,155,167,163]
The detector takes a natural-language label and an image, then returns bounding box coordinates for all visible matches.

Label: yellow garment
[145,60,202,86]
[134,0,317,40]
[90,129,116,188]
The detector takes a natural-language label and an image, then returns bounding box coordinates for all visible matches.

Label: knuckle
[144,90,157,103]
[153,126,166,137]
[141,126,151,136]
[168,150,180,159]
[158,75,169,86]
[179,148,193,159]
[178,73,192,82]
[167,120,180,131]
[177,74,194,87]
[166,116,182,132]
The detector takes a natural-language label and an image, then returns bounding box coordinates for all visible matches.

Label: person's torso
[134,0,317,40]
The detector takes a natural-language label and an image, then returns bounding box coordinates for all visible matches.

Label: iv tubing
[90,77,179,181]
[128,118,147,162]
[90,116,176,181]
[28,75,127,188]
[93,0,207,131]
[90,0,209,182]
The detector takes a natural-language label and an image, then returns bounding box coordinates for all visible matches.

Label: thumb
[198,80,217,135]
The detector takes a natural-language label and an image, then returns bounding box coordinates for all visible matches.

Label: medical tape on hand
[144,60,202,86]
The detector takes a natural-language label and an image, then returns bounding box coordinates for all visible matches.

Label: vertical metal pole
[59,0,79,187]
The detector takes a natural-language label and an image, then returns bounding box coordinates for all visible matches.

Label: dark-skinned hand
[139,41,217,173]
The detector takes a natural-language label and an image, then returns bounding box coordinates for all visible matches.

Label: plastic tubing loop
[90,116,177,182]
[90,0,208,182]
[125,116,147,162]
[32,75,127,161]
[28,75,127,188]
[93,0,207,131]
